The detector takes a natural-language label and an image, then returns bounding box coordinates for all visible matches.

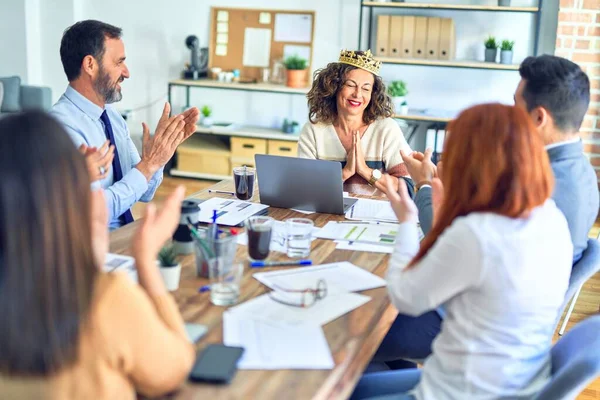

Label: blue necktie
[100,110,134,225]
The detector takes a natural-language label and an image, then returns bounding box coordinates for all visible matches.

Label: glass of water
[285,218,314,258]
[208,257,244,306]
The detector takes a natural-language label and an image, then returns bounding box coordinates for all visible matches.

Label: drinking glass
[246,216,273,261]
[233,166,256,200]
[208,257,244,306]
[285,218,314,258]
[193,230,237,278]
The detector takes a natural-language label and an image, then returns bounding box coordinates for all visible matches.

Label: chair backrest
[555,239,600,326]
[535,316,600,399]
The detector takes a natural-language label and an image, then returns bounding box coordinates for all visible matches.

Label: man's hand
[137,102,185,180]
[385,177,418,224]
[400,148,436,185]
[180,106,200,139]
[79,140,114,181]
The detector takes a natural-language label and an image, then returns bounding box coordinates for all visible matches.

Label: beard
[94,64,124,104]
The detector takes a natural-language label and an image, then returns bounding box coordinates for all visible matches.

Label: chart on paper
[316,222,398,246]
[198,197,268,226]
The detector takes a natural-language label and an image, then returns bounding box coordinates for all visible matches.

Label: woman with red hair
[351,104,573,400]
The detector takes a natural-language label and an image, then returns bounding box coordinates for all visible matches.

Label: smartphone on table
[189,344,244,384]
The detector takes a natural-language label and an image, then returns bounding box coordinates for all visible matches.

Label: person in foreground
[51,20,199,230]
[0,112,195,399]
[379,54,599,367]
[297,49,412,194]
[352,104,573,400]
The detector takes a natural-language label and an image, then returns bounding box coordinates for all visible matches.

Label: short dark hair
[0,111,97,374]
[60,19,122,81]
[519,55,590,133]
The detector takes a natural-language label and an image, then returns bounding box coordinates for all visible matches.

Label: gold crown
[338,49,381,76]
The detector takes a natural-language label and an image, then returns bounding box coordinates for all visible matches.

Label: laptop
[255,154,358,215]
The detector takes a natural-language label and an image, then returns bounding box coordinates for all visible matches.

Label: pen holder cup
[193,232,238,278]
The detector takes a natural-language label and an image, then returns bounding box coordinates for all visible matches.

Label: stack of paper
[345,198,398,223]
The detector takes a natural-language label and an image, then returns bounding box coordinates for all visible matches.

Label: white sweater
[387,200,572,400]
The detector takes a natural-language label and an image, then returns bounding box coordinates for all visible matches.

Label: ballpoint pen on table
[208,190,235,196]
[198,285,211,293]
[210,210,218,240]
[250,260,312,268]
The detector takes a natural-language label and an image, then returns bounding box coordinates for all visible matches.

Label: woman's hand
[79,141,114,181]
[132,185,186,296]
[385,177,418,224]
[90,189,109,269]
[354,131,371,179]
[431,177,445,227]
[343,132,357,181]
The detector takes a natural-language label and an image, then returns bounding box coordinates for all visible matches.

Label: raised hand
[137,102,185,179]
[90,189,109,268]
[354,131,370,177]
[79,140,114,181]
[343,131,357,180]
[399,148,436,185]
[180,106,200,139]
[132,186,186,295]
[385,177,418,224]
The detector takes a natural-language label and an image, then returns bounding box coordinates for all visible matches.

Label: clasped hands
[137,102,200,180]
[343,131,371,181]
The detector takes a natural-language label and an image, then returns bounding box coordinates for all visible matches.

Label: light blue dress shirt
[51,85,163,230]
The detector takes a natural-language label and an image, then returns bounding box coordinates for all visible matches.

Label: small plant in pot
[158,244,182,291]
[484,36,498,63]
[387,80,408,114]
[201,105,213,127]
[284,54,308,88]
[500,40,515,65]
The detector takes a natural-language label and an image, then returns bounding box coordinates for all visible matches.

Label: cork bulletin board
[208,7,316,81]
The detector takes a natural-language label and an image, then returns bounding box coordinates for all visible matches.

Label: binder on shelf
[413,17,428,58]
[376,15,390,57]
[439,18,456,61]
[401,16,415,58]
[425,17,441,60]
[389,16,403,58]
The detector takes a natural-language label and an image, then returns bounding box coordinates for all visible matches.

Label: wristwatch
[368,169,382,186]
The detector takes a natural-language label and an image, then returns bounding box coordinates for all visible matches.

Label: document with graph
[315,221,398,246]
[198,197,269,226]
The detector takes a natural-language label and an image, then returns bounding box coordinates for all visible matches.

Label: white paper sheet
[243,28,271,67]
[236,220,321,253]
[316,221,398,246]
[274,13,312,43]
[216,22,228,33]
[345,198,398,223]
[334,240,394,254]
[217,10,229,22]
[215,44,227,56]
[198,197,268,226]
[227,292,371,326]
[283,44,311,63]
[253,262,386,293]
[103,253,137,282]
[216,33,228,44]
[223,312,334,369]
[259,12,271,24]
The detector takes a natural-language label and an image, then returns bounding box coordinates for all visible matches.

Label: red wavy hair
[411,103,554,266]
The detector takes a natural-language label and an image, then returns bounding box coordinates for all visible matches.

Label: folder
[413,17,428,59]
[401,16,415,58]
[376,15,390,57]
[425,17,441,60]
[389,16,403,58]
[439,18,456,61]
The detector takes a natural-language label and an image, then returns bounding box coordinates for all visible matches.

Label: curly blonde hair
[306,62,394,125]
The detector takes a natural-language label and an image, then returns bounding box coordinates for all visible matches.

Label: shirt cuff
[123,167,150,200]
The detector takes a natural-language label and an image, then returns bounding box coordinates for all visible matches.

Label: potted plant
[387,80,408,113]
[158,244,182,291]
[500,40,515,65]
[284,54,308,88]
[201,105,213,127]
[484,36,498,63]
[498,0,511,6]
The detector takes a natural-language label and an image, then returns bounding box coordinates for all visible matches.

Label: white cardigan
[388,200,572,400]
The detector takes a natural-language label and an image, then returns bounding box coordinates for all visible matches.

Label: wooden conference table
[109,180,398,400]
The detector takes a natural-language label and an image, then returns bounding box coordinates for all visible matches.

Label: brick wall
[555,0,600,187]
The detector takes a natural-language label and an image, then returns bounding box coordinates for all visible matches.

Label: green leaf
[284,54,308,70]
[158,244,179,267]
[387,80,408,97]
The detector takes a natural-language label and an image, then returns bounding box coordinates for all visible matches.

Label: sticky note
[259,12,271,24]
[217,11,229,22]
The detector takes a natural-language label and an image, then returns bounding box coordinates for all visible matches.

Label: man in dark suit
[374,54,599,367]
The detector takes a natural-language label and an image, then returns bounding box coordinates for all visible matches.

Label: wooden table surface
[109,180,397,400]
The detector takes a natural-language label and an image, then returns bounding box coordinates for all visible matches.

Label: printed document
[198,197,268,226]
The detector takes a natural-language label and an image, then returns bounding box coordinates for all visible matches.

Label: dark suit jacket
[415,141,599,264]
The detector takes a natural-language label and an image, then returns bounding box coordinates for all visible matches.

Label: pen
[208,189,235,196]
[198,285,211,293]
[250,260,312,268]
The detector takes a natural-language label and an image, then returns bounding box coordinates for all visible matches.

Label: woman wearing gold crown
[298,49,412,194]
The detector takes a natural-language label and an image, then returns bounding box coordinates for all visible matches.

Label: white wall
[0,0,28,79]
[10,0,539,148]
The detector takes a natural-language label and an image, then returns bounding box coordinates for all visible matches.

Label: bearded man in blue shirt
[51,20,199,230]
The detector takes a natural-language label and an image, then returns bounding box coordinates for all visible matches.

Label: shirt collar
[64,85,105,121]
[544,137,581,151]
